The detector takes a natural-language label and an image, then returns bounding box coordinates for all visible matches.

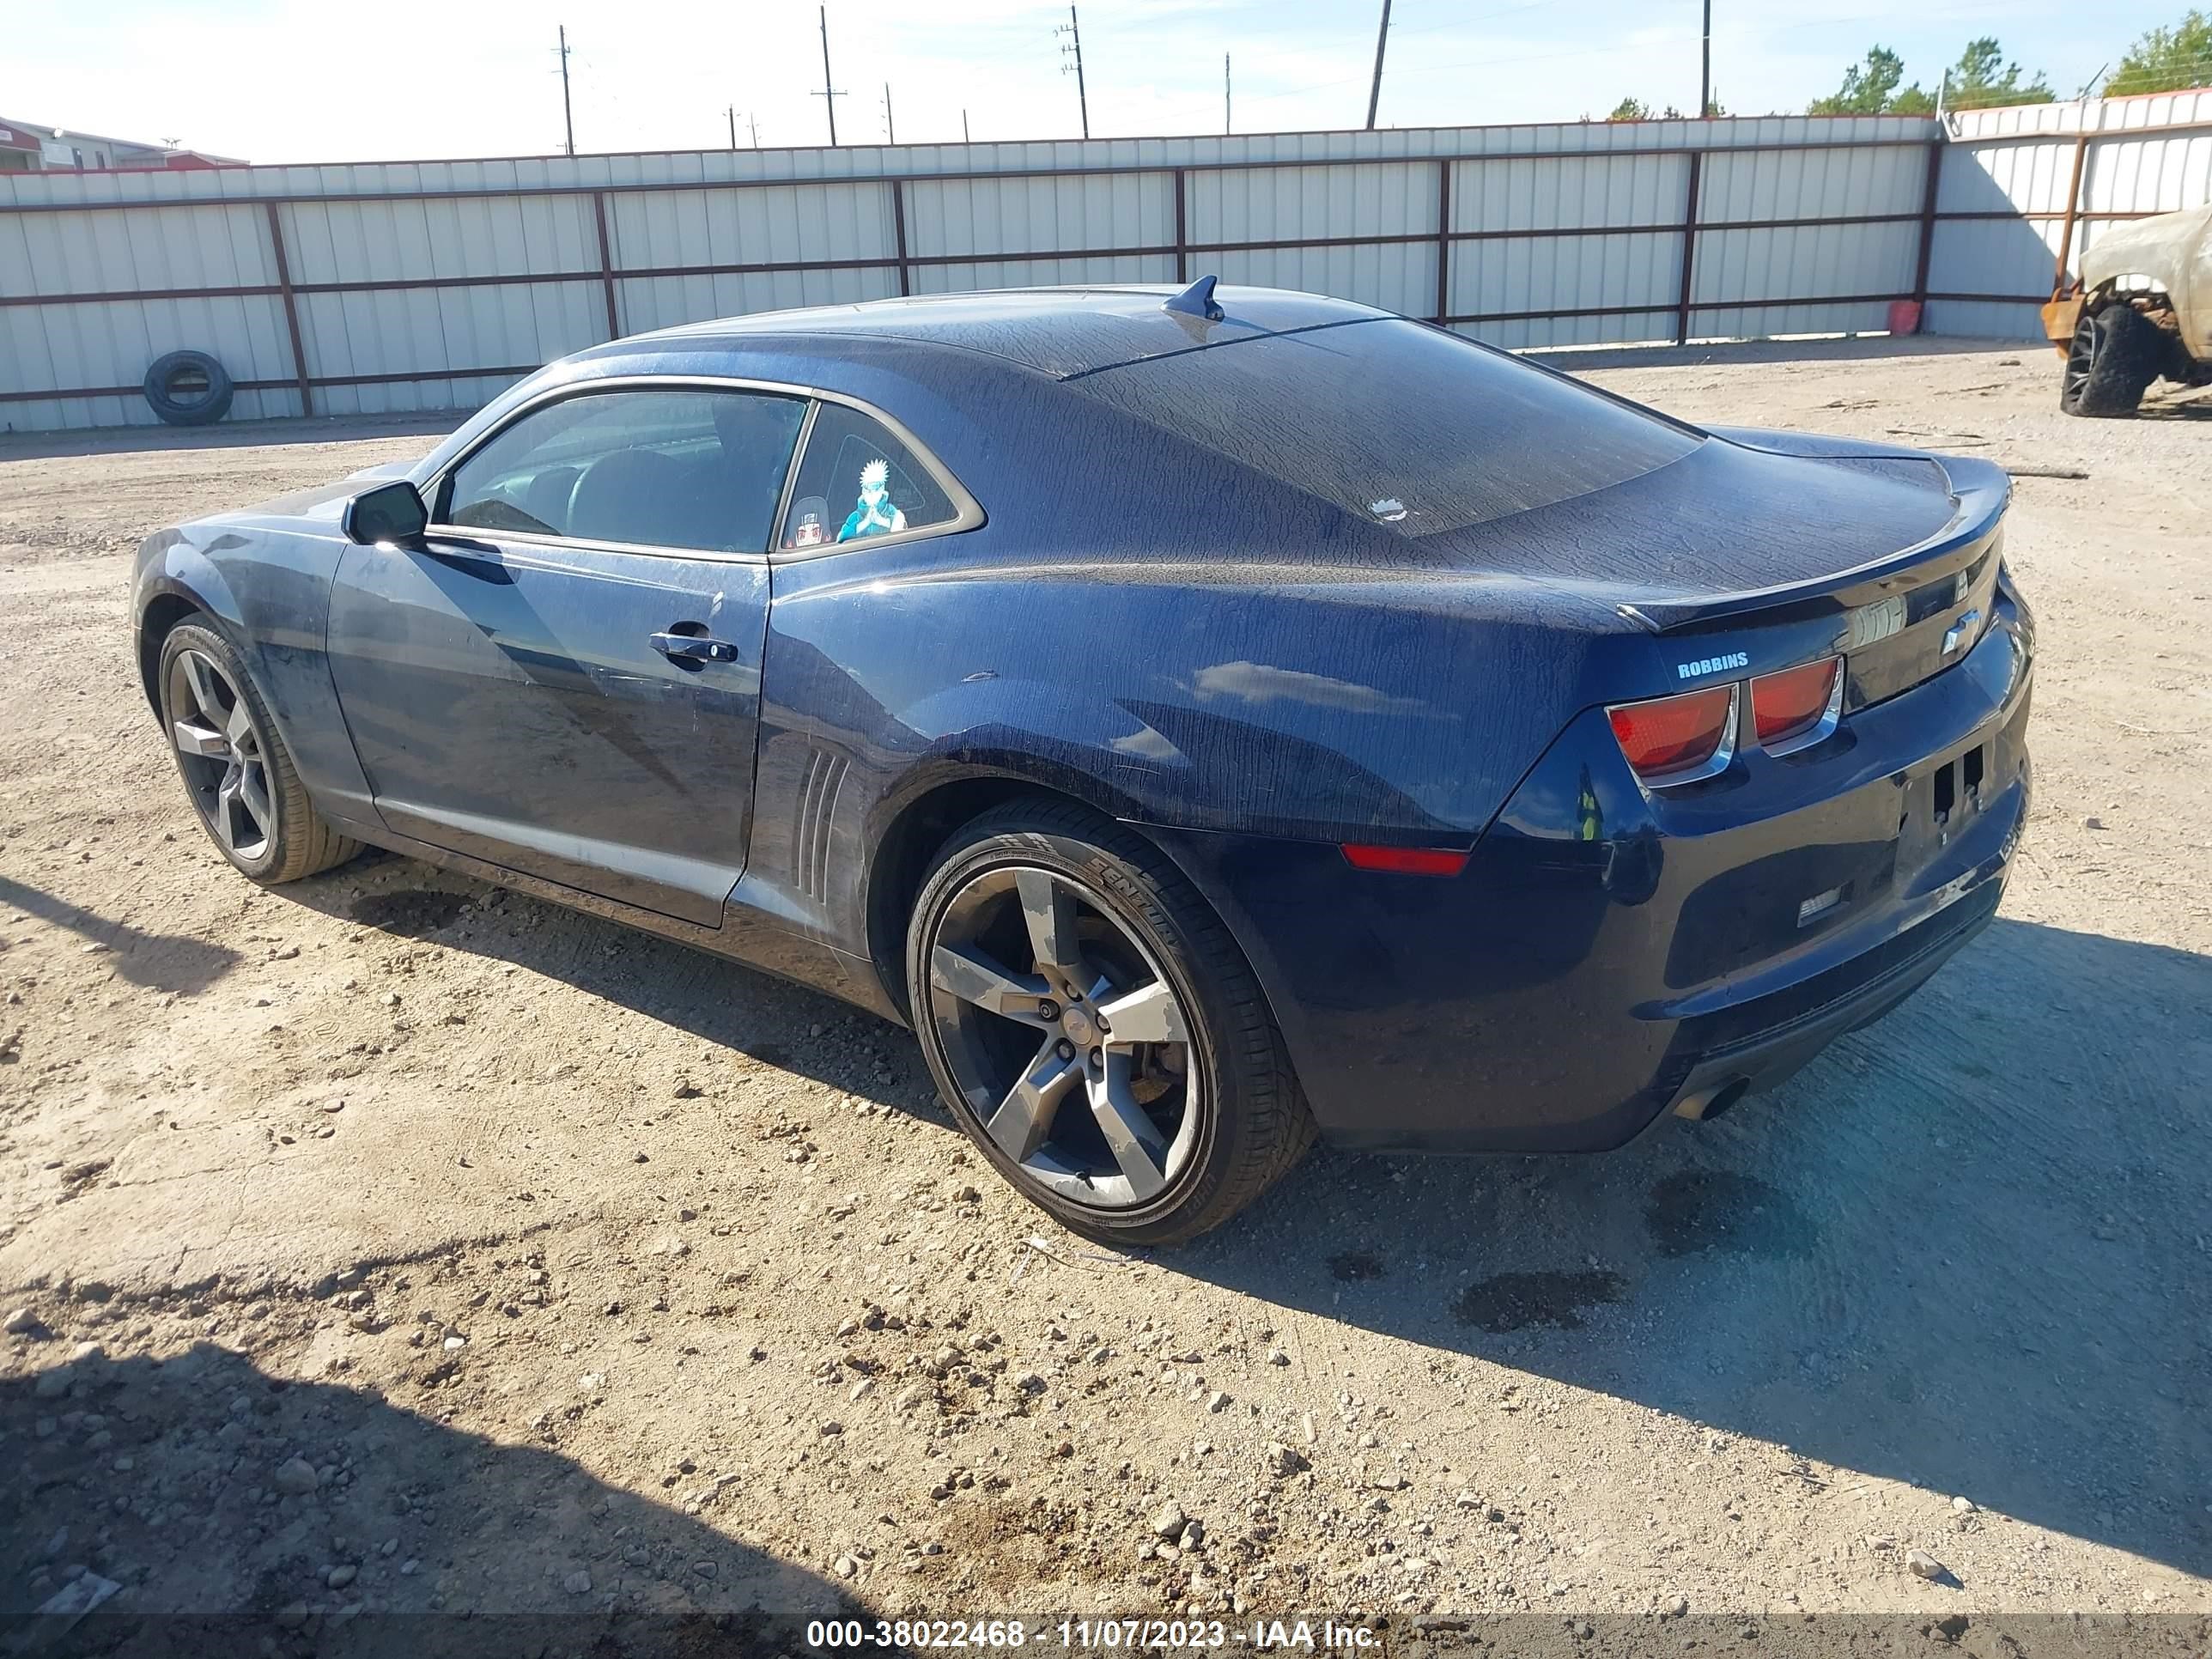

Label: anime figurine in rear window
[837,458,908,542]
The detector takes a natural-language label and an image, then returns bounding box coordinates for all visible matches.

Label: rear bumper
[1152,584,2033,1153]
[1659,860,2003,1125]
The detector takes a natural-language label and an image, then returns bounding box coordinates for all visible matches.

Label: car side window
[439,388,805,556]
[777,403,958,551]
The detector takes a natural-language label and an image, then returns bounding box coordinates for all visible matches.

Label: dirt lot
[1,340,2208,1652]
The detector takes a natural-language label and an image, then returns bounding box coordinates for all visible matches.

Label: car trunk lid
[1429,428,2008,713]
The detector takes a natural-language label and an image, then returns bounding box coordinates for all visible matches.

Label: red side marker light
[1340,843,1471,878]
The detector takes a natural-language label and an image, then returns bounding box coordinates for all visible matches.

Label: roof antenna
[1163,274,1224,323]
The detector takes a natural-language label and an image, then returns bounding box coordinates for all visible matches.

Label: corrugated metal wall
[3,114,1944,431]
[1926,88,2212,340]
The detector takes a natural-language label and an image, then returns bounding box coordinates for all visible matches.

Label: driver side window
[439,387,805,556]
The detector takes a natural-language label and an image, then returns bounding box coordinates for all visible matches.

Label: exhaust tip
[1674,1077,1751,1122]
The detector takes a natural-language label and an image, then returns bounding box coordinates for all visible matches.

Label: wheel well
[137,594,203,715]
[864,775,1103,1020]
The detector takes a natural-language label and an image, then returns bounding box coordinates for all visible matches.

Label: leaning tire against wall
[143,349,235,427]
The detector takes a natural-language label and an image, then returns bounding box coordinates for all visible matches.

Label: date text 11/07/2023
[804,1618,1379,1650]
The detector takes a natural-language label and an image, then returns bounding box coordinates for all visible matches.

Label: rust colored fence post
[1911,134,1945,307]
[891,179,911,296]
[1674,149,1702,346]
[1433,157,1451,325]
[2051,129,2091,295]
[591,190,620,338]
[1173,167,1188,283]
[264,201,313,417]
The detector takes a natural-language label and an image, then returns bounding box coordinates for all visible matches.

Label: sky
[3,0,2194,164]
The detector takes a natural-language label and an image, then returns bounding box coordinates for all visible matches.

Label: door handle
[649,631,740,664]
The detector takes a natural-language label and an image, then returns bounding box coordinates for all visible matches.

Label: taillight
[1606,684,1737,785]
[1751,655,1842,754]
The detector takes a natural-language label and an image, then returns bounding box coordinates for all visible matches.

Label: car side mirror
[343,480,428,547]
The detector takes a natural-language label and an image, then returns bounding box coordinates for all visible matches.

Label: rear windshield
[1068,318,1702,538]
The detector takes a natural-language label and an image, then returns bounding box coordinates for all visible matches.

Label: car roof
[629,283,1393,380]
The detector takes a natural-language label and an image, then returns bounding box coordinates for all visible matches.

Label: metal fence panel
[609,181,892,274]
[910,256,1175,295]
[906,172,1167,258]
[21,111,2142,432]
[1450,230,1679,327]
[1924,89,2212,340]
[1701,140,1923,222]
[1451,152,1689,232]
[619,267,901,333]
[3,294,296,428]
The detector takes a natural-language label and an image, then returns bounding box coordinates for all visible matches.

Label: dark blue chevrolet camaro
[132,282,2033,1244]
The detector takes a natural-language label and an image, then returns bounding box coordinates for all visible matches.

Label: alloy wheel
[924,866,1201,1210]
[167,647,275,862]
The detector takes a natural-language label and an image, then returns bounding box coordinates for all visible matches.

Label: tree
[2106,9,2212,95]
[1943,37,2055,107]
[1607,94,1723,121]
[1808,46,1935,115]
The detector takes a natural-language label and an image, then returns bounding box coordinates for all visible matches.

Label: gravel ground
[0,339,2208,1653]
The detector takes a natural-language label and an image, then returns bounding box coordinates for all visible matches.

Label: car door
[325,381,807,927]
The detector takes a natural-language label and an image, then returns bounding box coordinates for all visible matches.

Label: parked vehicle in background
[2045,204,2212,416]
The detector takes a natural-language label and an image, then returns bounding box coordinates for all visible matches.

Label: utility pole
[813,6,846,145]
[1698,0,1712,118]
[882,82,896,144]
[1364,0,1391,131]
[748,112,761,147]
[1059,6,1090,140]
[1224,53,1231,135]
[963,109,971,143]
[726,106,738,149]
[556,24,575,156]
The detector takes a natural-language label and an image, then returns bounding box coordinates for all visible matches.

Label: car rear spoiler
[1612,452,2009,636]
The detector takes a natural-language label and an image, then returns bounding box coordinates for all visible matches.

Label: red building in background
[0,115,241,173]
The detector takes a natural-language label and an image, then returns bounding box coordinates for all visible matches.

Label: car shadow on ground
[1164,916,2212,1582]
[0,874,240,999]
[278,848,931,1117]
[274,851,2212,1579]
[0,1342,860,1656]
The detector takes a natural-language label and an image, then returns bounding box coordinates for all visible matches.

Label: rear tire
[157,621,362,884]
[905,799,1314,1247]
[2060,302,2163,416]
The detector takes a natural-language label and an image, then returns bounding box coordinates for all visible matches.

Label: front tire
[905,800,1314,1247]
[2060,302,2163,416]
[157,621,361,884]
